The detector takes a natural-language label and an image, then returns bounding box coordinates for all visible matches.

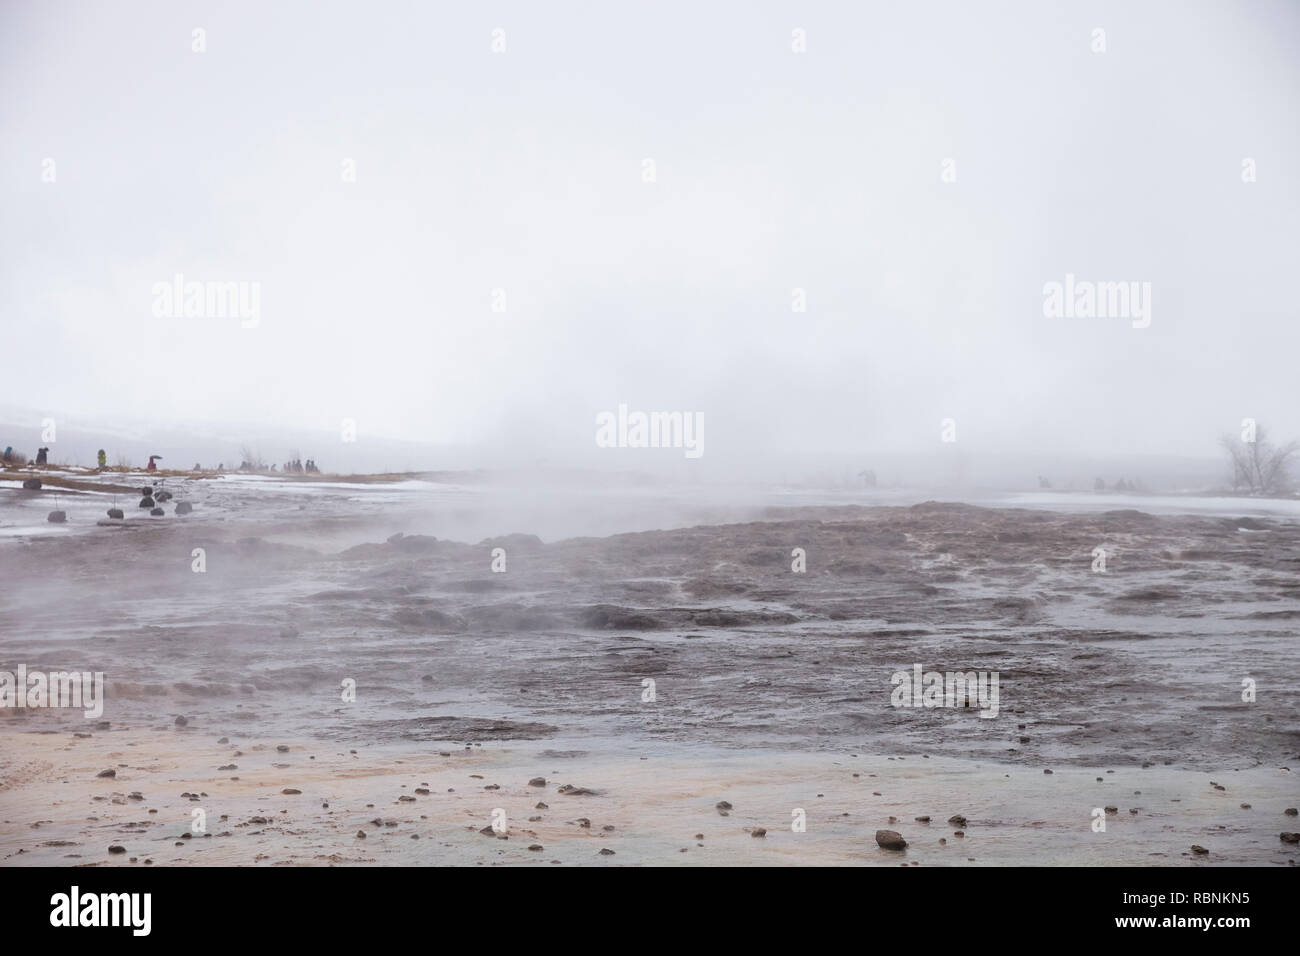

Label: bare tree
[239,445,265,470]
[1220,424,1299,495]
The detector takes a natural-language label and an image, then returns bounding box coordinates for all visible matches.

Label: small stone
[1281,833,1300,844]
[915,816,930,823]
[1104,806,1118,814]
[108,845,126,854]
[96,769,116,778]
[528,844,544,851]
[598,848,615,855]
[529,777,547,787]
[947,815,967,828]
[1043,769,1053,775]
[875,829,907,850]
[174,716,188,727]
[276,745,290,752]
[282,788,301,795]
[1191,845,1209,854]
[752,827,767,838]
[356,831,366,838]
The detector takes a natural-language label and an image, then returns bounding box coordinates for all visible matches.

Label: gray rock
[875,829,907,850]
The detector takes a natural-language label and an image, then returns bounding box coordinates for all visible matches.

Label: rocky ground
[2,483,1298,865]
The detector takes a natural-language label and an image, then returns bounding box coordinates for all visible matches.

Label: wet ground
[1,473,1297,864]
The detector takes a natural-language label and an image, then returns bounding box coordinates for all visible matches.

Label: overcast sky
[3,0,1297,466]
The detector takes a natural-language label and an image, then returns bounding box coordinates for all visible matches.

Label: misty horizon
[5,0,1299,468]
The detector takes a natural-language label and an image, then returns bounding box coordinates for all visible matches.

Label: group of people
[1,446,51,466]
[0,446,324,475]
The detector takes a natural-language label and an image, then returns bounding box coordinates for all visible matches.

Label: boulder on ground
[875,829,908,850]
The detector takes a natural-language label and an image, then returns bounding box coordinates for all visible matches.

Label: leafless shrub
[1220,424,1299,495]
